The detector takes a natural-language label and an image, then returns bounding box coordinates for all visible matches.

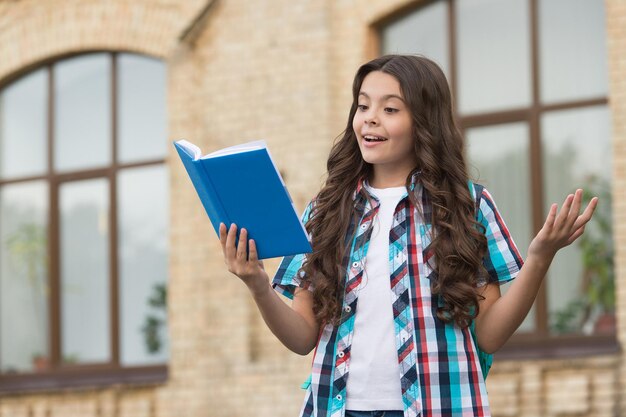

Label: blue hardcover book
[173,139,312,259]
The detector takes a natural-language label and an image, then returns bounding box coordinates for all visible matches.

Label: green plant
[551,298,588,334]
[4,223,48,334]
[62,353,80,364]
[142,283,167,353]
[5,223,47,292]
[5,222,49,369]
[579,179,614,314]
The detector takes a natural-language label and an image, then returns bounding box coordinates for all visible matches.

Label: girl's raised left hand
[476,189,598,352]
[527,189,598,261]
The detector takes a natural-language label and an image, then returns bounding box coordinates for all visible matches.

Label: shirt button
[336,394,342,401]
[337,351,345,358]
[360,223,367,230]
[352,261,359,268]
[344,305,352,313]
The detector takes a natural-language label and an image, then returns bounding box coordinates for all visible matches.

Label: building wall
[606,0,626,414]
[0,0,624,416]
[167,0,333,415]
[0,1,207,416]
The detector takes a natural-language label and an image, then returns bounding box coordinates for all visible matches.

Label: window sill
[494,333,620,361]
[0,365,167,396]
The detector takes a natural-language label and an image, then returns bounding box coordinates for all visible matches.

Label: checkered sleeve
[474,185,524,285]
[271,200,315,300]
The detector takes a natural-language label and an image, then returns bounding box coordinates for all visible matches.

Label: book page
[175,139,202,160]
[203,140,267,159]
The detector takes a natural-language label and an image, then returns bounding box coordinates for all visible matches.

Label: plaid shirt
[272,175,523,417]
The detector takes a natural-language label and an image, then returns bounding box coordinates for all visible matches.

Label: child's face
[353,71,417,183]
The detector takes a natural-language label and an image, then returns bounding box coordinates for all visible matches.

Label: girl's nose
[364,115,378,126]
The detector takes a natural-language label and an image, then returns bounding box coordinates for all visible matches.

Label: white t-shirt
[345,184,406,411]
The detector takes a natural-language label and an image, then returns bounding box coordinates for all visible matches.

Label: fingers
[219,223,228,258]
[553,193,574,228]
[222,223,254,269]
[544,190,598,247]
[572,196,599,230]
[248,238,258,263]
[237,228,249,261]
[248,239,266,270]
[543,203,558,230]
[549,190,597,233]
[565,189,583,228]
[224,223,238,261]
[567,224,586,245]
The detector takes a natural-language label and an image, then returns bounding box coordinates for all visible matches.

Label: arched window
[381,0,613,352]
[0,52,169,388]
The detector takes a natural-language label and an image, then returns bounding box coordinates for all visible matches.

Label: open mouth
[363,135,388,142]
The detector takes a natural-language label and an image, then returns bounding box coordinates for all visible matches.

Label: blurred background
[0,0,623,416]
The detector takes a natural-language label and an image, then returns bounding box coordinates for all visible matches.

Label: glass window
[0,52,168,384]
[456,0,531,114]
[539,0,608,104]
[0,181,49,373]
[381,1,450,78]
[118,165,169,365]
[60,178,111,364]
[466,122,534,332]
[542,106,612,335]
[0,69,48,179]
[54,54,111,172]
[117,54,167,163]
[381,0,613,343]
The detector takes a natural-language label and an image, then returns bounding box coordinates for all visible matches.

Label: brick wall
[0,0,210,83]
[0,0,624,416]
[0,1,207,416]
[606,0,626,414]
[166,0,333,415]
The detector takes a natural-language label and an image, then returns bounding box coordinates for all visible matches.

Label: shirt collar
[352,171,421,202]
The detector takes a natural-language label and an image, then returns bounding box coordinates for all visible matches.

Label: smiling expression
[352,71,418,187]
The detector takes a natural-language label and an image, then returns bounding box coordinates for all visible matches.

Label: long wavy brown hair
[301,55,487,328]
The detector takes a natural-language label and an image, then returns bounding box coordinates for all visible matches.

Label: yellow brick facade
[607,0,626,415]
[0,0,624,416]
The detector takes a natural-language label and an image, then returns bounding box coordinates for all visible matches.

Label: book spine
[194,159,230,235]
[175,142,230,236]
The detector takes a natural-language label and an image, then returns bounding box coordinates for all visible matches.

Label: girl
[219,55,598,417]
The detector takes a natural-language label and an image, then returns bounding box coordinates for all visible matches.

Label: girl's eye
[384,107,399,114]
[357,104,368,111]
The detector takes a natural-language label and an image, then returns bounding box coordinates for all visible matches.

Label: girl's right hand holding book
[219,222,318,355]
[219,222,270,296]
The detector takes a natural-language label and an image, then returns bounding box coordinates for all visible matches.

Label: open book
[174,139,312,259]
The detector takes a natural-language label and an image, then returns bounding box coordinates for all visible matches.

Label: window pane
[0,182,49,373]
[118,166,169,365]
[539,0,608,104]
[542,106,612,335]
[466,122,534,332]
[54,54,111,172]
[456,0,531,114]
[117,54,167,163]
[60,178,110,363]
[0,69,48,179]
[381,1,450,79]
